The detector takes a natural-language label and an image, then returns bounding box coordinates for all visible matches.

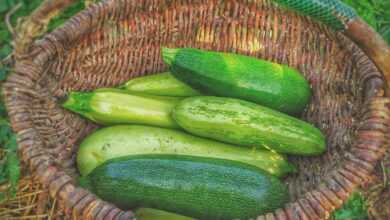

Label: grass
[333,192,368,220]
[0,0,388,218]
[0,0,86,203]
[0,0,40,202]
[342,0,390,43]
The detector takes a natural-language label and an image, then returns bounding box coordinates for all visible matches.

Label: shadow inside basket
[25,0,384,204]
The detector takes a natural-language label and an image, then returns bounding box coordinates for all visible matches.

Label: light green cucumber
[121,72,201,97]
[77,125,295,177]
[172,96,326,155]
[62,89,181,128]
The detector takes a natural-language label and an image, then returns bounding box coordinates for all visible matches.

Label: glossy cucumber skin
[162,47,311,115]
[79,155,289,220]
[77,125,295,177]
[172,96,326,155]
[121,72,201,97]
[62,89,181,128]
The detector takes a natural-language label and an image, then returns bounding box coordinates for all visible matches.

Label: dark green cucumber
[77,125,295,177]
[136,208,194,220]
[172,96,326,155]
[162,47,311,115]
[121,72,201,97]
[62,89,180,128]
[79,155,289,220]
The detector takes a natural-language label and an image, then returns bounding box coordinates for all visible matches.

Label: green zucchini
[120,72,201,97]
[135,208,194,220]
[162,47,311,115]
[62,89,180,128]
[77,125,295,177]
[79,155,289,220]
[172,96,326,155]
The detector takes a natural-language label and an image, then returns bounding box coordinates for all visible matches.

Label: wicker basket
[3,0,390,219]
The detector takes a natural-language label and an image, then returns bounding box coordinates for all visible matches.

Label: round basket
[3,0,389,219]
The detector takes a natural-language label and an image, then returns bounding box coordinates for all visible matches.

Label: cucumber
[79,155,289,220]
[135,208,194,220]
[62,89,180,128]
[121,72,201,97]
[162,47,311,115]
[77,125,295,177]
[172,96,326,155]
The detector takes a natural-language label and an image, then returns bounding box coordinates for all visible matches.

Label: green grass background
[0,0,389,219]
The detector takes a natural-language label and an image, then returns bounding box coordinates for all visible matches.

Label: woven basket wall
[3,0,390,219]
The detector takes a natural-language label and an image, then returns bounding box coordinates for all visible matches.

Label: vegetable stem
[161,47,179,65]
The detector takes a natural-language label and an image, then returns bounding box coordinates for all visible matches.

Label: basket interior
[27,0,383,201]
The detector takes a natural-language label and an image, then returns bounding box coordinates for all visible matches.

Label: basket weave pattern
[3,0,389,219]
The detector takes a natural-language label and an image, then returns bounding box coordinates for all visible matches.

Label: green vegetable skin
[136,208,194,220]
[62,89,180,128]
[77,125,294,177]
[162,47,311,115]
[121,72,201,97]
[173,96,326,155]
[79,155,289,220]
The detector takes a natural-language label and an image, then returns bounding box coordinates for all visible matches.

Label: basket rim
[3,0,390,219]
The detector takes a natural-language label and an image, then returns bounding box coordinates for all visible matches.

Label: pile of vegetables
[63,47,326,220]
